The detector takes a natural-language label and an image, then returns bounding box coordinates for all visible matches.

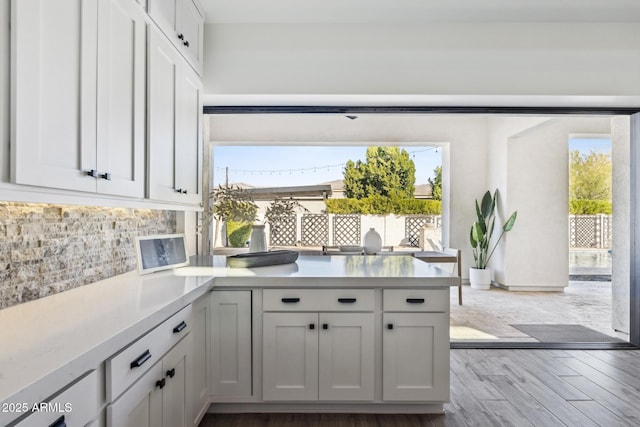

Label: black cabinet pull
[156,378,166,389]
[178,33,184,40]
[100,172,111,181]
[130,350,152,369]
[86,169,98,178]
[49,415,66,427]
[183,189,188,194]
[166,368,176,378]
[338,298,356,303]
[175,188,183,193]
[309,323,315,330]
[406,298,425,304]
[184,40,190,47]
[387,323,394,330]
[173,321,187,333]
[281,298,300,303]
[322,323,329,330]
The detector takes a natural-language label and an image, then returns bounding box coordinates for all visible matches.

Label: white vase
[363,228,382,255]
[469,267,492,290]
[248,224,267,253]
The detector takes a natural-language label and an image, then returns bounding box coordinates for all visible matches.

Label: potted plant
[469,189,517,289]
[209,185,258,248]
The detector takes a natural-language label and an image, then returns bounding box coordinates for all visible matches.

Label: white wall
[612,116,631,333]
[503,118,611,290]
[203,22,640,97]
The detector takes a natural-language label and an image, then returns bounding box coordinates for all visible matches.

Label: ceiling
[200,0,640,24]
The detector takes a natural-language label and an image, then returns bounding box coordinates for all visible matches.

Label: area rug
[510,324,624,343]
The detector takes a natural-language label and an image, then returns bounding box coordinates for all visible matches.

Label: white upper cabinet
[148,25,203,204]
[96,0,147,197]
[11,0,146,197]
[148,0,204,75]
[11,0,98,193]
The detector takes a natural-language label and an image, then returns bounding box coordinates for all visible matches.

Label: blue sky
[213,146,442,187]
[568,137,611,154]
[213,138,611,188]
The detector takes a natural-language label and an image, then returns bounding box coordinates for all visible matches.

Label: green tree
[569,150,611,201]
[343,147,416,199]
[428,165,442,201]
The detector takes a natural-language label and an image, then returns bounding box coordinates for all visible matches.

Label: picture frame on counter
[135,234,189,274]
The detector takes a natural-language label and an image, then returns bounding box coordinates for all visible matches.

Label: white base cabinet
[107,334,192,427]
[191,294,210,426]
[210,290,253,398]
[382,313,449,401]
[263,312,374,402]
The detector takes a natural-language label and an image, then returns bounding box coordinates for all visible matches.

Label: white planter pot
[469,267,492,290]
[248,224,267,253]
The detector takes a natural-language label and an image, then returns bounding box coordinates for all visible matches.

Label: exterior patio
[449,280,627,343]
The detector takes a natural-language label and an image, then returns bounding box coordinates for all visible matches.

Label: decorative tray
[226,250,299,268]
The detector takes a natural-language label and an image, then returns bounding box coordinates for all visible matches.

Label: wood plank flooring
[199,349,640,427]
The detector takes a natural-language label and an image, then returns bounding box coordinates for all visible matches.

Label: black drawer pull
[166,368,176,378]
[387,323,394,330]
[156,378,166,389]
[322,323,329,330]
[281,298,300,303]
[406,298,425,304]
[173,321,187,333]
[49,416,66,427]
[130,350,152,369]
[338,298,356,303]
[309,323,315,330]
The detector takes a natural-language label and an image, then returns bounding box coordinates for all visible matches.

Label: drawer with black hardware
[383,289,448,312]
[105,304,192,401]
[263,289,374,312]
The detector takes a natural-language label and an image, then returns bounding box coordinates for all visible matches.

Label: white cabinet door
[175,62,202,204]
[96,0,146,197]
[147,26,180,202]
[210,290,252,398]
[262,312,319,401]
[318,313,374,401]
[11,0,98,192]
[382,313,449,402]
[148,0,179,44]
[148,0,203,74]
[107,362,163,427]
[179,0,204,74]
[162,335,191,427]
[191,294,210,426]
[148,25,202,204]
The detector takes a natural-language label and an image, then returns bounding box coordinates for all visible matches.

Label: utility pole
[225,166,229,187]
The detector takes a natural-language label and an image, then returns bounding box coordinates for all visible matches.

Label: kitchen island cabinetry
[11,0,146,197]
[148,25,203,205]
[262,289,375,402]
[382,289,450,402]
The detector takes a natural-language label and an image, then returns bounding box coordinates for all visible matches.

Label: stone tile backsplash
[0,203,176,310]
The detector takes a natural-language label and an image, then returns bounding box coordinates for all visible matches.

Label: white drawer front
[383,289,449,312]
[263,289,374,311]
[14,370,99,427]
[106,304,192,401]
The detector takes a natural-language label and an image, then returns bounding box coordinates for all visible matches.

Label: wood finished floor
[199,349,640,427]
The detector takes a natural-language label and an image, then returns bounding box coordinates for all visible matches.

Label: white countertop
[0,254,455,422]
